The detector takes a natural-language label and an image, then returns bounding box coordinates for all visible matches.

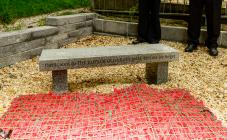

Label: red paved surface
[0,84,226,139]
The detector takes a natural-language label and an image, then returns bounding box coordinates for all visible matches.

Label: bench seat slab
[39,44,179,93]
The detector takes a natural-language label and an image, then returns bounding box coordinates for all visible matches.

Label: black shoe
[132,38,146,44]
[185,44,197,52]
[209,48,218,56]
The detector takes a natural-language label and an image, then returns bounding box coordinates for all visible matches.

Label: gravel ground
[0,35,226,127]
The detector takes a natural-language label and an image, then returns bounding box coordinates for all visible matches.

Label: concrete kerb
[93,19,227,48]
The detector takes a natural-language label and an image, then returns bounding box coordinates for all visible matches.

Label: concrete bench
[39,44,179,93]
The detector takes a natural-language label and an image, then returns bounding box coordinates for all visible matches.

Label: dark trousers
[188,0,222,48]
[138,0,161,42]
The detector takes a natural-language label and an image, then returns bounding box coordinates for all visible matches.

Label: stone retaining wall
[0,13,96,68]
[0,13,226,68]
[0,26,58,68]
[93,19,227,47]
[45,13,95,47]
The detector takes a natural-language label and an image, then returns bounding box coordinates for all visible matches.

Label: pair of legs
[186,0,222,56]
[134,0,161,44]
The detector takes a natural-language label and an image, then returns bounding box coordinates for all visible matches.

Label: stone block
[93,19,103,32]
[221,31,227,48]
[46,17,66,26]
[39,43,179,71]
[0,26,58,47]
[0,38,45,58]
[45,34,69,44]
[0,30,32,47]
[58,37,79,47]
[127,22,138,36]
[145,62,168,84]
[67,14,86,24]
[198,29,221,45]
[102,20,128,35]
[68,27,93,38]
[46,13,96,26]
[161,26,188,42]
[85,20,93,27]
[0,47,43,68]
[58,22,85,33]
[31,26,59,39]
[46,16,82,26]
[68,30,80,38]
[84,13,97,20]
[52,70,68,93]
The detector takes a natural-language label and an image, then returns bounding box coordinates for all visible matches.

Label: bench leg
[145,62,168,84]
[52,70,68,94]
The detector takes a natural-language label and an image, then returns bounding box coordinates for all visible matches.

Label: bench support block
[146,62,168,84]
[52,70,68,94]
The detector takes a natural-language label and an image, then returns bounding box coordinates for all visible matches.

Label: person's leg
[136,0,150,43]
[147,0,161,43]
[205,0,222,56]
[186,0,204,52]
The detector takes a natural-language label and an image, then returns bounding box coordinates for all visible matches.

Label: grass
[37,18,46,26]
[0,0,91,24]
[3,22,24,32]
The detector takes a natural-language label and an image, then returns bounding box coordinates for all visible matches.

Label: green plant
[79,0,91,7]
[37,18,45,26]
[0,0,15,24]
[57,11,76,16]
[4,22,24,32]
[128,4,138,21]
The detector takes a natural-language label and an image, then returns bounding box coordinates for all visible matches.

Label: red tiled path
[0,84,226,139]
